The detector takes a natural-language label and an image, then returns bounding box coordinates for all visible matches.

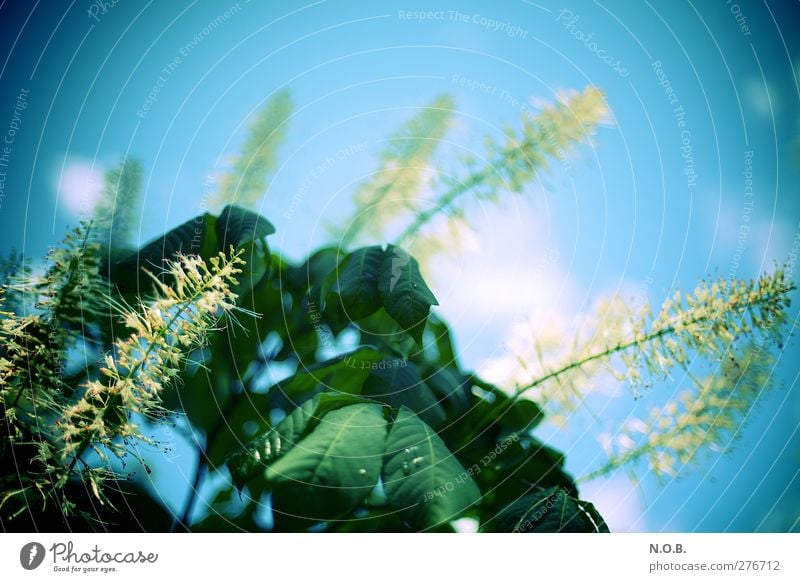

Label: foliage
[0,86,794,533]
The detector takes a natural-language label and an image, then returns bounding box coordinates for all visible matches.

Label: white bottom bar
[1,533,797,581]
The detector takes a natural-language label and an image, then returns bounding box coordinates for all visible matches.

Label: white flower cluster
[481,269,793,477]
[58,251,243,481]
[595,347,774,479]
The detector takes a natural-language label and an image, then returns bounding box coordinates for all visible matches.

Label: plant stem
[395,170,487,245]
[171,385,241,532]
[66,441,90,475]
[394,139,536,245]
[578,448,651,484]
[173,450,207,532]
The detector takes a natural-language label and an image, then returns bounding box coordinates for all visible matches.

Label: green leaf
[169,343,235,435]
[284,246,343,299]
[363,362,446,428]
[225,393,370,489]
[277,348,384,397]
[190,502,260,533]
[497,399,543,436]
[215,204,275,249]
[226,399,313,490]
[382,406,480,530]
[484,487,609,533]
[468,376,543,437]
[326,508,411,532]
[424,366,471,417]
[329,246,384,320]
[467,437,578,512]
[424,315,459,367]
[231,238,271,297]
[111,213,216,292]
[205,390,272,469]
[378,245,438,346]
[266,403,388,528]
[357,308,420,360]
[217,206,275,295]
[110,205,274,294]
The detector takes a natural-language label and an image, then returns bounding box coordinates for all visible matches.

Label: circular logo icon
[20,542,46,570]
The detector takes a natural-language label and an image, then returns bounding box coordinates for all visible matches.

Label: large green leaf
[137,213,215,265]
[466,437,578,513]
[226,398,314,489]
[190,502,260,533]
[111,213,216,292]
[266,403,388,528]
[483,487,609,533]
[111,205,274,294]
[329,246,384,320]
[167,336,237,435]
[357,308,420,360]
[382,406,480,530]
[215,204,275,249]
[439,376,543,453]
[424,366,471,417]
[205,389,272,469]
[284,246,342,297]
[459,376,543,440]
[378,245,438,345]
[216,205,275,296]
[225,393,370,489]
[363,362,446,428]
[276,348,384,396]
[326,508,411,532]
[231,238,271,296]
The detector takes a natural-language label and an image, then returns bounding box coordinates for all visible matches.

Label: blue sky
[1,0,798,532]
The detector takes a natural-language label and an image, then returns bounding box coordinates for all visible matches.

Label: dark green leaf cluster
[83,205,602,532]
[164,211,599,532]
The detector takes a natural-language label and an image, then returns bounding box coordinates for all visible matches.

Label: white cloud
[433,201,576,327]
[56,161,104,216]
